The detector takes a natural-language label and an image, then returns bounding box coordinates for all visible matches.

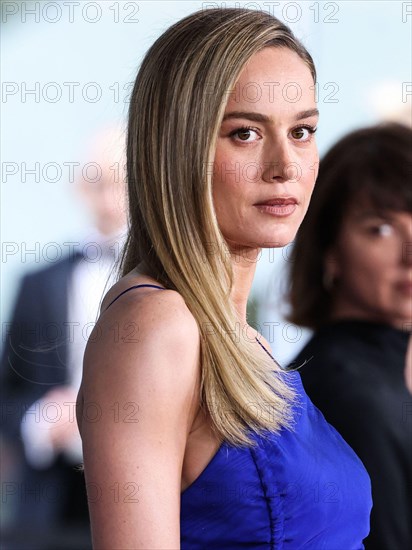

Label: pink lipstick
[254,197,298,217]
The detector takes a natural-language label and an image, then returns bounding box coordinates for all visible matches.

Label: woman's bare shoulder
[98,268,194,329]
[82,270,201,401]
[78,272,201,549]
[99,277,199,345]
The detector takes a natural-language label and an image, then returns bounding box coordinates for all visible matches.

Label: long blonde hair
[118,7,316,446]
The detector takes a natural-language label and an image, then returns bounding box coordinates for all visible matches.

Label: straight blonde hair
[117,7,317,447]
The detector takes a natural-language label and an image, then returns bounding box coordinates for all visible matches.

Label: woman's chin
[259,230,298,249]
[223,227,299,251]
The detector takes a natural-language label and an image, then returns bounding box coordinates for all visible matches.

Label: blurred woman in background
[288,122,412,550]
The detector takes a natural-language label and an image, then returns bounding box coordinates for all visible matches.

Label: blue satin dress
[181,365,372,549]
[104,285,372,548]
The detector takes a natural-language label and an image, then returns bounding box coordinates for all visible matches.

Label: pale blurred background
[1,1,411,545]
[2,0,410,364]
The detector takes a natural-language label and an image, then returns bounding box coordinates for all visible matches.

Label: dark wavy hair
[287,122,412,329]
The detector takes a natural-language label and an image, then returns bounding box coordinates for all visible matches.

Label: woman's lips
[254,198,298,217]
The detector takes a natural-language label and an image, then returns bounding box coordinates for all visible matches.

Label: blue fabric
[103,285,371,547]
[180,370,372,548]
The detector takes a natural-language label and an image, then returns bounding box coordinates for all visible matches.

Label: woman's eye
[370,223,394,237]
[230,127,260,143]
[291,126,317,142]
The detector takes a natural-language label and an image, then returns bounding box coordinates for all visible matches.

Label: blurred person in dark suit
[0,126,127,542]
[287,122,412,550]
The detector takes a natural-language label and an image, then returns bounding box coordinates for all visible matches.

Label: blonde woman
[76,8,372,549]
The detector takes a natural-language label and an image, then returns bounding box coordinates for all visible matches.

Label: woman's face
[212,46,319,252]
[328,207,412,329]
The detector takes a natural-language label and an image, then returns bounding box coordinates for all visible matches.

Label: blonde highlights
[118,7,316,446]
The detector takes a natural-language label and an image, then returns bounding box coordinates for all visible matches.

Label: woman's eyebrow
[295,108,319,121]
[222,108,319,123]
[354,210,392,221]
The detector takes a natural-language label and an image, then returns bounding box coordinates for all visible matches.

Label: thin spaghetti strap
[255,337,277,363]
[255,336,291,373]
[103,284,166,312]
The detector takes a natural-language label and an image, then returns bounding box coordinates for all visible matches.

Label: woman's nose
[402,240,412,266]
[400,220,412,266]
[261,140,297,183]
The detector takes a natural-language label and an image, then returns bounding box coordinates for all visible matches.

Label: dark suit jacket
[1,253,90,529]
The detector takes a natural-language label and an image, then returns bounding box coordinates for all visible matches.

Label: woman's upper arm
[79,291,200,550]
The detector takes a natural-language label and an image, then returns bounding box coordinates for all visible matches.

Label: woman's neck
[330,299,409,331]
[229,246,260,325]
